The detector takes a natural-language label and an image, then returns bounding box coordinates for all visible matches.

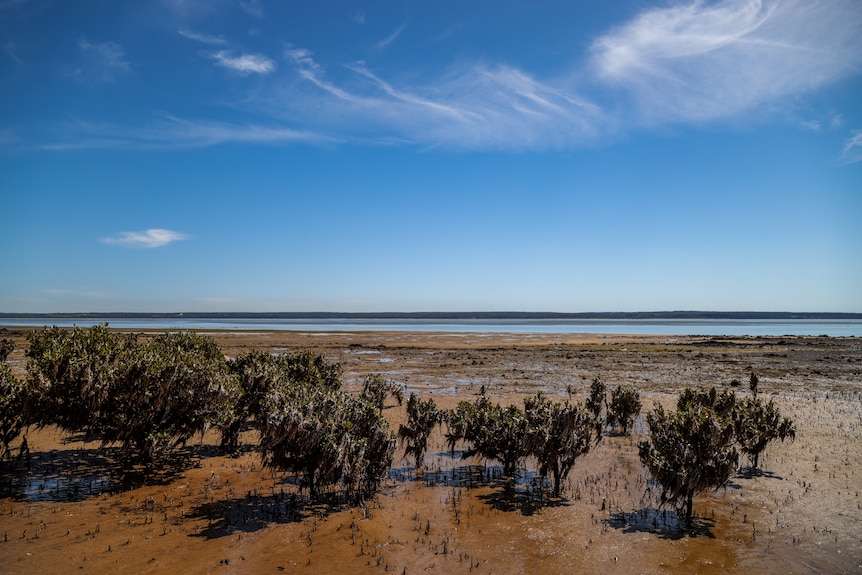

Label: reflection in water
[21,473,112,502]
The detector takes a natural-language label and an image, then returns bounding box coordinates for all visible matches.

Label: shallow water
[3,317,862,336]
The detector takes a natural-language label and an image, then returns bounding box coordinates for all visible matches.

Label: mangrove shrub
[639,388,739,525]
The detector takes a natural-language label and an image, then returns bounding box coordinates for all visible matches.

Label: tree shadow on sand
[737,466,784,480]
[476,482,570,516]
[188,490,316,539]
[0,438,217,503]
[605,508,717,540]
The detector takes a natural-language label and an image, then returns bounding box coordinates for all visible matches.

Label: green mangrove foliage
[227,349,400,502]
[586,377,607,438]
[606,384,642,436]
[0,337,14,362]
[397,393,444,469]
[107,331,238,463]
[732,396,796,470]
[21,325,397,503]
[26,326,238,463]
[444,393,599,496]
[26,324,138,436]
[446,396,528,476]
[11,325,802,515]
[360,374,404,410]
[221,349,343,453]
[0,357,28,460]
[523,392,599,497]
[0,337,24,460]
[258,383,396,502]
[586,377,606,421]
[639,388,740,525]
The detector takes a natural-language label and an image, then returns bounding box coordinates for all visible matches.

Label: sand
[1,330,860,574]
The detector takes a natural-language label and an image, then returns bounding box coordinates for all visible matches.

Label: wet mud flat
[1,331,861,574]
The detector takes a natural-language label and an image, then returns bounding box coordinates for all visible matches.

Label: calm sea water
[1,317,861,337]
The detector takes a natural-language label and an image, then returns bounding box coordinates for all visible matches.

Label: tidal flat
[1,330,861,574]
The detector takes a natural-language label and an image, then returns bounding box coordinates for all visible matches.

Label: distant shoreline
[2,311,861,320]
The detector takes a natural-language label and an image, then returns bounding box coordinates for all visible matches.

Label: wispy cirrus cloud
[280,48,605,150]
[69,39,131,82]
[346,62,469,121]
[376,22,406,50]
[18,1,862,154]
[284,46,358,102]
[36,114,328,151]
[238,0,262,18]
[101,228,190,248]
[590,0,862,125]
[211,49,275,74]
[839,130,862,165]
[274,0,861,150]
[4,42,26,66]
[178,29,226,45]
[151,115,326,146]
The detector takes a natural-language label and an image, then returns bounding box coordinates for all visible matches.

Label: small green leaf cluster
[360,374,404,410]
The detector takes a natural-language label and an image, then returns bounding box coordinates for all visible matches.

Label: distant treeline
[2,311,861,320]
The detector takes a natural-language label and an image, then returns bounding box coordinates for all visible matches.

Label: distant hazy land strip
[2,312,861,320]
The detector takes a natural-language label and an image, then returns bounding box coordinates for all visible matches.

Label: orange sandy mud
[1,330,860,574]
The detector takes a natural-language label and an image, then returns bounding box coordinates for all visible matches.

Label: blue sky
[1,0,861,313]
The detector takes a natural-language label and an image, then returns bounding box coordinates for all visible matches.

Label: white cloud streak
[590,0,862,124]
[4,42,26,66]
[280,49,606,150]
[376,22,406,50]
[152,115,325,146]
[36,115,328,151]
[211,50,275,74]
[285,47,359,102]
[238,0,262,18]
[101,228,190,248]
[272,0,861,150]
[178,29,226,45]
[347,62,470,121]
[19,1,862,153]
[839,130,862,165]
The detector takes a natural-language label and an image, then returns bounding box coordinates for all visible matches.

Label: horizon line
[2,311,862,320]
